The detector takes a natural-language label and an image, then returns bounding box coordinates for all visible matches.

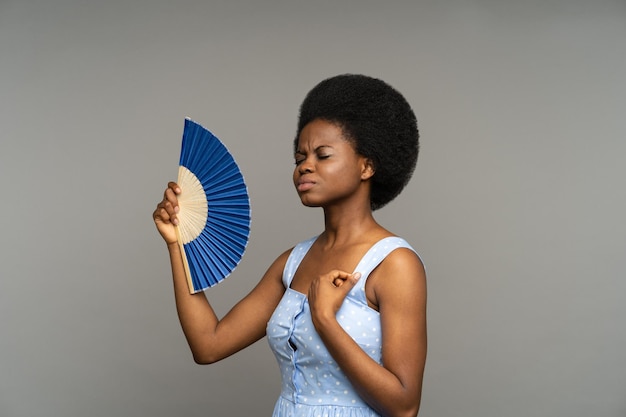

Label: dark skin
[153,118,427,417]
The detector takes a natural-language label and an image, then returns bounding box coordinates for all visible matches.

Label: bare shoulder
[367,246,426,308]
[258,247,293,288]
[269,247,293,273]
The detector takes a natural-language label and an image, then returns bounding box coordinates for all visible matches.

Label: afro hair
[295,74,419,210]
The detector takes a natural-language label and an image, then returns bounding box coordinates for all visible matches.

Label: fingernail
[174,206,179,213]
[353,272,362,280]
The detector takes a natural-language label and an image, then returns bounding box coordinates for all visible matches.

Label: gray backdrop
[1,1,624,416]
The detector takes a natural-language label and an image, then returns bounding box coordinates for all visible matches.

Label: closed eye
[294,146,332,165]
[294,152,306,165]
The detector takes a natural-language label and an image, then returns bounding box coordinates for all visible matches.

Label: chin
[298,196,322,208]
[300,201,321,208]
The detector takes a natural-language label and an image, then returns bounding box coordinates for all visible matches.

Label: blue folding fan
[175,118,251,293]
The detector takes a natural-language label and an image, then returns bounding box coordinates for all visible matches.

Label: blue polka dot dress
[267,236,418,417]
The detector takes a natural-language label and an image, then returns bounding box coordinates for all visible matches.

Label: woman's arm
[154,182,288,364]
[308,248,427,417]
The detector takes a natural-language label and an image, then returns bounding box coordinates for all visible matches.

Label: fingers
[163,182,181,207]
[167,181,181,194]
[152,182,183,245]
[310,270,361,300]
[329,270,361,288]
[153,203,177,225]
[154,182,182,225]
[308,270,362,325]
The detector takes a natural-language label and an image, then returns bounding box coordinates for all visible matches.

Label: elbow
[376,402,421,417]
[190,348,221,365]
[402,395,421,417]
[192,354,214,365]
[388,397,421,417]
[192,353,218,365]
[406,402,421,417]
[185,336,223,364]
[391,405,420,417]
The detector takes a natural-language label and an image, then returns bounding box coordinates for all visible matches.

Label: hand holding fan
[175,118,251,293]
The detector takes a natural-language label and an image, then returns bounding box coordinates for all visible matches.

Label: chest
[290,245,357,288]
[269,289,383,360]
[289,244,380,309]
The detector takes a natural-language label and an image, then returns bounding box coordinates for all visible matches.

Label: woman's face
[293,119,371,208]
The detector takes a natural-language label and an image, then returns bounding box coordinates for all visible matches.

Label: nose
[298,157,314,174]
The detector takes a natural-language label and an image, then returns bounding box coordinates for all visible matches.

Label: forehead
[295,119,353,152]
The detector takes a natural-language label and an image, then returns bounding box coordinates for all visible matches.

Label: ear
[360,158,375,181]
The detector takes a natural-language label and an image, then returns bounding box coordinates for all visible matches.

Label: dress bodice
[266,236,417,417]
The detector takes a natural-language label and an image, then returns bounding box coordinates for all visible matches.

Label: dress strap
[348,237,419,305]
[282,236,317,287]
[282,236,420,292]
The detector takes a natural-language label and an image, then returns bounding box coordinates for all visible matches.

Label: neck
[320,203,380,247]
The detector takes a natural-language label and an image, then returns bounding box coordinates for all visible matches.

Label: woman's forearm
[167,242,221,363]
[313,316,422,417]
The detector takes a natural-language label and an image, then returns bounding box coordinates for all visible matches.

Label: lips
[296,178,316,192]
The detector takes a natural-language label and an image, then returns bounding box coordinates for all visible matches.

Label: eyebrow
[295,145,333,155]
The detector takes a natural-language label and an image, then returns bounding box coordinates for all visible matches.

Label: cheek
[338,161,363,181]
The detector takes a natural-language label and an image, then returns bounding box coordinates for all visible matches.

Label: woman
[153,74,427,417]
